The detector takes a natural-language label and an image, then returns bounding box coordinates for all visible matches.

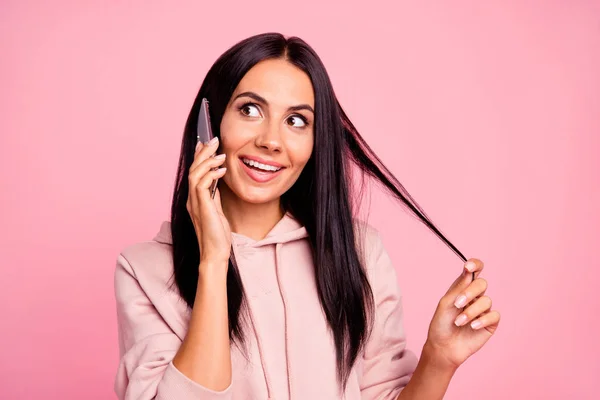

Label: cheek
[219,112,235,143]
[219,116,248,153]
[287,136,314,169]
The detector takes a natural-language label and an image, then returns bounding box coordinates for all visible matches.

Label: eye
[287,115,309,128]
[239,103,261,118]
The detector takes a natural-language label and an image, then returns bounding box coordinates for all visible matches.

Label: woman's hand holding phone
[186,136,231,272]
[176,136,232,389]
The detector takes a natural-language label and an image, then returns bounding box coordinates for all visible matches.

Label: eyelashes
[238,102,260,118]
[237,102,310,128]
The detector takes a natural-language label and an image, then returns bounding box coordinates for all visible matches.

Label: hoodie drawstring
[247,301,274,399]
[243,243,291,400]
[274,242,292,399]
[234,240,274,400]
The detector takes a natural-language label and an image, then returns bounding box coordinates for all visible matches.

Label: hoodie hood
[152,211,309,247]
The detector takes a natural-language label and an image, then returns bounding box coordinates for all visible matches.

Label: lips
[239,155,284,169]
[241,157,282,172]
[239,158,285,183]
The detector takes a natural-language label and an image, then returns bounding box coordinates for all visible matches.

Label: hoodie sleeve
[359,230,419,400]
[114,253,233,400]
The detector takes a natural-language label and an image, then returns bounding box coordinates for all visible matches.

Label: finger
[464,258,484,280]
[469,310,501,332]
[452,278,488,308]
[187,172,200,219]
[191,136,220,171]
[190,153,226,177]
[445,258,485,297]
[188,154,224,219]
[195,135,219,153]
[193,169,227,236]
[446,268,469,295]
[445,267,474,298]
[190,145,224,176]
[213,187,226,217]
[453,295,492,327]
[195,167,227,203]
[188,155,225,221]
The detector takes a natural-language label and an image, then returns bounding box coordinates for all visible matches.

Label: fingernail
[465,261,476,272]
[454,295,467,308]
[455,314,468,326]
[195,142,202,151]
[471,320,482,329]
[209,136,219,145]
[215,153,226,159]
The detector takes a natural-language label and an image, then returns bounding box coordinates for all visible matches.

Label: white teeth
[242,158,281,172]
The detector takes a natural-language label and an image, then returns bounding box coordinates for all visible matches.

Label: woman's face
[218,58,315,205]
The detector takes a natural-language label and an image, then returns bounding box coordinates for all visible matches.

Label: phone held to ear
[197,98,219,199]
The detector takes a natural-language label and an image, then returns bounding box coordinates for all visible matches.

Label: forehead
[233,59,314,107]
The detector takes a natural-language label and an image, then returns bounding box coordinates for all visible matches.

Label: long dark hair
[169,33,466,389]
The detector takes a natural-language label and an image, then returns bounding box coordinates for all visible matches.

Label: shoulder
[352,218,386,271]
[116,239,175,289]
[114,239,183,318]
[352,218,403,292]
[114,239,191,338]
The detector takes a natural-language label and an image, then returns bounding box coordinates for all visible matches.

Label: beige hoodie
[114,212,418,399]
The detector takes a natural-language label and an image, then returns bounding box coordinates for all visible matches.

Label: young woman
[114,33,500,400]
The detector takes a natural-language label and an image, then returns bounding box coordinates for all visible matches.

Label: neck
[219,183,285,241]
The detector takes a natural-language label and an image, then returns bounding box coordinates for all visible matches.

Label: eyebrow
[233,91,314,114]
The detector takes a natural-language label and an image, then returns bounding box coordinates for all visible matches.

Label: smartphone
[197,98,218,198]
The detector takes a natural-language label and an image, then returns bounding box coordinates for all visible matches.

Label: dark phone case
[196,98,218,198]
[197,98,214,144]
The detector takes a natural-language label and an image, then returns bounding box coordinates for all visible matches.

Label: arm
[396,342,457,400]
[399,257,500,399]
[172,262,232,391]
[114,255,232,400]
[359,227,460,400]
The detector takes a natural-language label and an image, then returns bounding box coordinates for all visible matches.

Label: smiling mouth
[241,157,283,172]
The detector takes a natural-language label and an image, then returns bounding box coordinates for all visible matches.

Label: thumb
[445,263,474,296]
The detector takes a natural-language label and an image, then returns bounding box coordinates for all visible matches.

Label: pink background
[1,1,598,398]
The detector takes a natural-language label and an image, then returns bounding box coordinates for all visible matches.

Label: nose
[254,120,282,153]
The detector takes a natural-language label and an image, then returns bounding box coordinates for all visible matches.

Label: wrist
[396,342,457,400]
[199,259,229,281]
[421,341,459,376]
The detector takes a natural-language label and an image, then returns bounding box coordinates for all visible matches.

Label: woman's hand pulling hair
[186,136,231,270]
[423,258,501,371]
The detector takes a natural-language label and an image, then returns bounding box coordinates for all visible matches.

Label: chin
[225,180,283,205]
[238,187,283,204]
